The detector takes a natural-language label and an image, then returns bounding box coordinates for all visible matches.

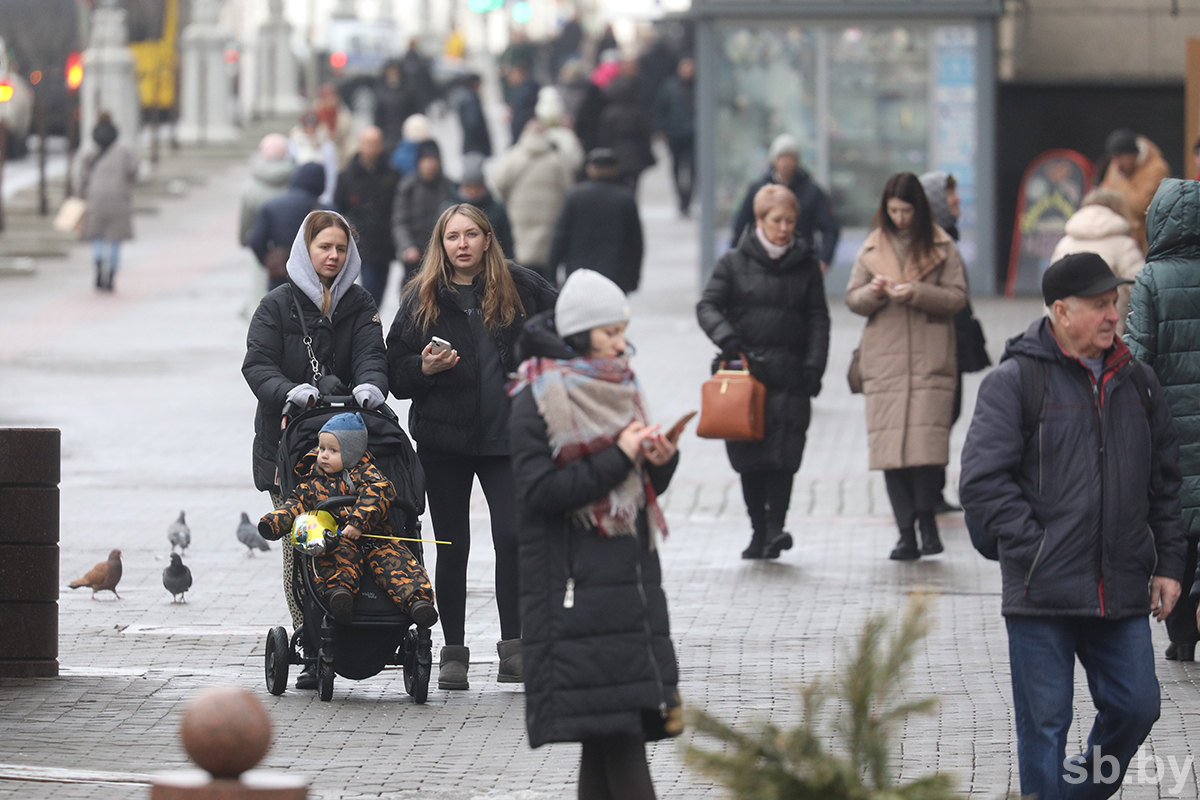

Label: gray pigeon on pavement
[168,511,190,552]
[162,552,192,603]
[237,512,271,556]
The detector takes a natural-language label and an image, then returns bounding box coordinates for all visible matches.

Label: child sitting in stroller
[260,412,438,628]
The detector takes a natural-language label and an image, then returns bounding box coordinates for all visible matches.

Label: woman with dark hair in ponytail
[846,172,967,561]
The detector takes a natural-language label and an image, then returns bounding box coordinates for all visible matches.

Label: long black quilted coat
[1126,178,1200,538]
[510,321,679,748]
[696,232,830,473]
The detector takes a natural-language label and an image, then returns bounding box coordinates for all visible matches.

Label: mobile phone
[664,410,698,445]
[430,336,452,356]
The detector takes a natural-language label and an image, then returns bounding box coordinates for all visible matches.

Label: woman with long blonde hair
[387,203,557,691]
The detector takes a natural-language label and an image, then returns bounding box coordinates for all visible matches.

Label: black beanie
[417,139,442,163]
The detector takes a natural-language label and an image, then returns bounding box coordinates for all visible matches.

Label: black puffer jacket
[243,284,388,492]
[548,177,644,293]
[510,317,679,748]
[386,265,557,455]
[960,318,1186,618]
[697,232,830,473]
[248,163,326,267]
[334,155,400,265]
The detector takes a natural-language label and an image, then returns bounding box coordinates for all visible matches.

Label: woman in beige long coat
[846,172,967,561]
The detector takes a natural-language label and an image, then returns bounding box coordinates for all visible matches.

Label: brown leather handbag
[696,356,766,441]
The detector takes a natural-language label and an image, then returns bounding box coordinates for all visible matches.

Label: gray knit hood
[919,171,956,233]
[286,211,363,318]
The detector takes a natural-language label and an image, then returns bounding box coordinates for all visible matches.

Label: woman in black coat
[510,269,681,800]
[242,210,388,688]
[697,185,831,559]
[387,203,557,690]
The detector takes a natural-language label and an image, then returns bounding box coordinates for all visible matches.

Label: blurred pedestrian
[374,60,417,155]
[1100,128,1170,254]
[598,77,654,193]
[698,185,830,560]
[335,126,401,309]
[596,25,619,59]
[919,170,991,513]
[402,39,437,113]
[390,113,432,178]
[499,30,535,101]
[243,210,389,689]
[450,152,514,259]
[733,134,840,273]
[386,204,557,690]
[1127,178,1200,663]
[510,269,682,800]
[315,83,354,167]
[239,133,295,312]
[496,88,584,284]
[556,59,606,154]
[1051,187,1144,336]
[392,140,458,283]
[249,162,327,292]
[289,110,338,207]
[636,32,678,114]
[506,63,540,146]
[846,173,966,561]
[590,49,622,90]
[552,14,584,77]
[549,148,643,291]
[653,57,695,215]
[457,74,492,158]
[78,112,138,292]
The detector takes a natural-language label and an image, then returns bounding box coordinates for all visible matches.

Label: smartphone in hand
[430,336,452,356]
[664,411,698,445]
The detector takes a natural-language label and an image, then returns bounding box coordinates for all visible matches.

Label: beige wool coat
[846,227,967,471]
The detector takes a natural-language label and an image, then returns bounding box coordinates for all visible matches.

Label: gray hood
[919,171,955,233]
[286,211,363,318]
[252,157,294,189]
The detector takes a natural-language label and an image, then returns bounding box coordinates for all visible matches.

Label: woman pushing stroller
[259,412,438,628]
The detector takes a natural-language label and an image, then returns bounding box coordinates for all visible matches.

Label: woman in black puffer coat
[243,210,388,689]
[697,185,831,560]
[511,269,681,800]
[387,203,557,691]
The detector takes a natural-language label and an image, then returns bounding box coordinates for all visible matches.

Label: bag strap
[289,286,324,383]
[716,353,752,374]
[1015,354,1046,444]
[1125,361,1163,493]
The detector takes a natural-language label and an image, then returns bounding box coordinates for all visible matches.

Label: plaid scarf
[511,356,668,542]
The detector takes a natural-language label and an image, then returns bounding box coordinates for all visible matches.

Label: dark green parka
[1126,178,1200,537]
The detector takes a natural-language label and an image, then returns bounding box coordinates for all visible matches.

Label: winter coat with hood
[846,226,967,470]
[386,265,557,456]
[334,154,401,265]
[548,176,644,293]
[1126,178,1200,539]
[732,168,840,267]
[248,163,326,268]
[243,212,388,493]
[239,157,294,247]
[494,125,584,267]
[509,315,680,748]
[598,78,654,184]
[1101,135,1171,253]
[390,170,457,260]
[960,317,1185,618]
[79,128,138,242]
[698,231,830,473]
[1051,204,1144,336]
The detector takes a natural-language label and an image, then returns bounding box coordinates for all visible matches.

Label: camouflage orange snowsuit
[259,449,433,614]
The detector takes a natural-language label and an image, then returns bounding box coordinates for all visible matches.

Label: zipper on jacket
[563,527,576,608]
[1024,528,1047,588]
[635,559,668,718]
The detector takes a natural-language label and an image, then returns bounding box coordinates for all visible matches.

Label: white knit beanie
[768,133,800,162]
[556,270,631,338]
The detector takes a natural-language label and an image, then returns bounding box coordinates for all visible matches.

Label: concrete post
[81,0,140,143]
[254,0,305,119]
[177,0,239,144]
[0,429,61,678]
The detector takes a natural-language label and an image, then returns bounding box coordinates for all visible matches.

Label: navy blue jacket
[249,163,326,266]
[960,318,1186,618]
[731,168,840,267]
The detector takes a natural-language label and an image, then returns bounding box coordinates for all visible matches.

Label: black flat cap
[1042,252,1132,306]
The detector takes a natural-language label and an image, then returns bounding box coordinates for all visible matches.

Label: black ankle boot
[763,526,793,559]
[95,259,104,289]
[1166,642,1196,661]
[741,527,766,559]
[918,514,943,555]
[296,659,318,689]
[890,527,920,561]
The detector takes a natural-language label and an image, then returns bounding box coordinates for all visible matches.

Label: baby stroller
[262,394,433,703]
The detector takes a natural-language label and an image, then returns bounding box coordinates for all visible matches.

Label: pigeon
[68,549,123,600]
[162,552,192,604]
[236,512,271,556]
[168,511,191,552]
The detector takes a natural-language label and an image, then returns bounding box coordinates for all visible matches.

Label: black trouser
[883,466,942,530]
[421,455,520,645]
[740,470,794,534]
[667,135,694,212]
[1167,536,1200,646]
[578,734,656,800]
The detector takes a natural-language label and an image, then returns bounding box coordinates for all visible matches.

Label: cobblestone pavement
[3,136,1200,800]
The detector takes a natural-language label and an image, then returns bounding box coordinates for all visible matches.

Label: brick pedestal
[150,770,307,799]
[0,428,61,678]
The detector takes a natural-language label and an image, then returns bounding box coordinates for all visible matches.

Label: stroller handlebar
[281,395,359,418]
[315,495,358,512]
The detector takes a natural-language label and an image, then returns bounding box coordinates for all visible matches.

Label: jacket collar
[857,226,953,283]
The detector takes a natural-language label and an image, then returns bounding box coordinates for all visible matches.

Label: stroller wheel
[265,627,290,696]
[317,654,334,702]
[404,628,432,704]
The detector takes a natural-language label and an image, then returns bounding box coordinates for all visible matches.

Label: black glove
[719,336,744,361]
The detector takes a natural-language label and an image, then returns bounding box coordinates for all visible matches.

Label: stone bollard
[151,686,307,799]
[0,428,60,678]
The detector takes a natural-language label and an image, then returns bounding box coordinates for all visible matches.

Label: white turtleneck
[755,224,792,260]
